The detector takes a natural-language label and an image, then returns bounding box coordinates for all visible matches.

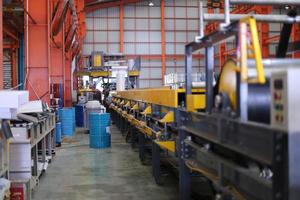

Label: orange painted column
[25,0,50,103]
[293,24,300,58]
[255,6,272,58]
[50,0,64,85]
[120,2,124,53]
[0,0,3,89]
[160,0,166,82]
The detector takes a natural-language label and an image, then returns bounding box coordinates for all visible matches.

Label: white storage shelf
[9,112,56,199]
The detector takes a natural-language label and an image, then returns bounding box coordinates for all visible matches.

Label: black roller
[1,120,13,139]
[248,80,270,124]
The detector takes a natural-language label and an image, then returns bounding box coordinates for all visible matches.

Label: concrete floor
[33,126,179,200]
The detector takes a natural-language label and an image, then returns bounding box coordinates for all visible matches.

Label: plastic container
[89,113,111,149]
[75,104,85,127]
[85,101,106,129]
[59,108,75,136]
[55,122,62,144]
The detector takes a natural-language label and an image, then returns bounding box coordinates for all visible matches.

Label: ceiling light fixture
[149,0,154,7]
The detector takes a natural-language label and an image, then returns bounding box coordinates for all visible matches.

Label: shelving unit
[9,113,56,199]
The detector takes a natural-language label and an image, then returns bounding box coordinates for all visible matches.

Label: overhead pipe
[224,0,230,25]
[230,0,300,5]
[195,0,204,42]
[204,14,300,23]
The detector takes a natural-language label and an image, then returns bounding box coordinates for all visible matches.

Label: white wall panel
[150,68,162,79]
[150,7,160,16]
[83,44,93,55]
[94,44,107,52]
[136,6,148,17]
[187,0,197,6]
[176,44,185,54]
[175,0,186,6]
[139,80,150,88]
[149,60,162,67]
[136,31,149,42]
[165,8,174,18]
[165,19,174,30]
[166,67,175,74]
[187,7,198,18]
[166,44,175,54]
[140,68,149,79]
[175,7,186,18]
[84,31,93,43]
[188,32,197,41]
[136,44,149,54]
[150,19,161,30]
[165,32,174,42]
[108,18,119,30]
[124,31,135,42]
[150,44,162,54]
[136,19,149,30]
[124,43,135,54]
[175,32,187,43]
[108,44,120,53]
[164,0,174,6]
[124,6,135,17]
[188,20,198,30]
[176,68,185,73]
[150,80,162,87]
[108,7,119,17]
[150,31,161,42]
[108,31,120,42]
[94,31,107,42]
[94,18,107,30]
[124,18,135,30]
[175,19,187,30]
[93,9,107,17]
[86,19,93,30]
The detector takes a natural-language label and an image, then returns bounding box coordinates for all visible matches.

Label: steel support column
[161,0,166,81]
[119,1,124,53]
[0,0,3,89]
[51,0,65,85]
[25,0,50,103]
[293,24,300,58]
[179,129,191,200]
[205,46,214,113]
[185,46,193,96]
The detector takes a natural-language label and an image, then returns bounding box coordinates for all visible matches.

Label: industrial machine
[76,52,141,105]
[110,14,300,200]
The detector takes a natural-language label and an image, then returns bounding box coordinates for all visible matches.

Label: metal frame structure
[83,0,205,87]
[0,0,86,107]
[109,2,300,199]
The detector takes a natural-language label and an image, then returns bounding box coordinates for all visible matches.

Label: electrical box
[271,68,300,132]
[91,51,104,68]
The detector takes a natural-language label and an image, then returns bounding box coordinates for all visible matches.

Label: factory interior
[0,0,300,199]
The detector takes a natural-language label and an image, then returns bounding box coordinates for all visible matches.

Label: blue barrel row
[89,113,111,149]
[55,122,62,145]
[75,104,85,127]
[59,108,75,137]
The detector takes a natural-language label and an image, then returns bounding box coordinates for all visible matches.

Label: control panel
[271,68,300,132]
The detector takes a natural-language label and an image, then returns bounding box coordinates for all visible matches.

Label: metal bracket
[159,111,174,124]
